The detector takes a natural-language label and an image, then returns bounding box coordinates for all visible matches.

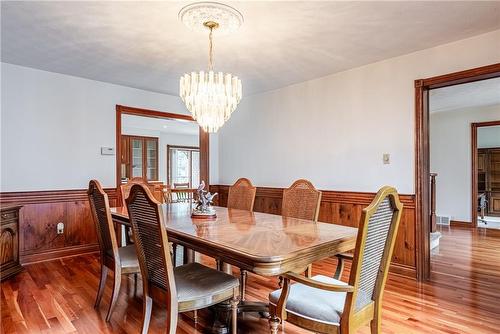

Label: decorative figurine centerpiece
[191,181,218,219]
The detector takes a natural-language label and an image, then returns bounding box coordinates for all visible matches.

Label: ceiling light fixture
[179,2,243,133]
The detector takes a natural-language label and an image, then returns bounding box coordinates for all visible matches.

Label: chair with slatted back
[126,184,240,334]
[87,180,140,322]
[282,179,322,277]
[226,178,257,306]
[121,177,149,208]
[268,186,403,334]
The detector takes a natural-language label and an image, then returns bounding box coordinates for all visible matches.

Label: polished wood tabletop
[110,203,357,276]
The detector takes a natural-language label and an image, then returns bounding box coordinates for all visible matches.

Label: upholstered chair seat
[269,275,369,326]
[174,262,239,307]
[106,244,140,269]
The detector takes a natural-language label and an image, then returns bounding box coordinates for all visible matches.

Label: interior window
[168,146,200,188]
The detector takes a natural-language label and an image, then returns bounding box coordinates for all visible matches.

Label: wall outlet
[57,222,64,234]
[383,153,390,164]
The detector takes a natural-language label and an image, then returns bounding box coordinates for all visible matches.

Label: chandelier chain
[208,27,214,71]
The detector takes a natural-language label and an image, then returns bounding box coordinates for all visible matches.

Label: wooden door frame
[471,120,500,227]
[415,63,500,281]
[116,105,209,204]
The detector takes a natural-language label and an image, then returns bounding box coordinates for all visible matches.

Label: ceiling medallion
[179,2,243,133]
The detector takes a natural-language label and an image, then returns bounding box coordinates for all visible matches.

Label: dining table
[110,202,358,330]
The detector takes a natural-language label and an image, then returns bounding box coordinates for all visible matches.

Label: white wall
[478,125,500,148]
[0,63,219,191]
[218,29,500,193]
[430,104,500,222]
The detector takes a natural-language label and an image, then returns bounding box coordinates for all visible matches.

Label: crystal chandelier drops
[179,2,243,133]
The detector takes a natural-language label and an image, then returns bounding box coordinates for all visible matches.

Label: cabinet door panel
[145,138,158,181]
[131,138,144,178]
[0,222,18,267]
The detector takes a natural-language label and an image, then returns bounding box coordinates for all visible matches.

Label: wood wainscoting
[211,185,417,278]
[0,188,117,264]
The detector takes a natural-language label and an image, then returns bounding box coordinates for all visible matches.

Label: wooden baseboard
[21,244,100,265]
[390,263,416,278]
[450,220,473,228]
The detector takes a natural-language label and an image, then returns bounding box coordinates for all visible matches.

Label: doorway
[415,63,500,281]
[115,105,209,204]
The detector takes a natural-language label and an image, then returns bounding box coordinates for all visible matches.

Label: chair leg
[370,317,381,334]
[106,267,121,322]
[304,264,312,278]
[333,257,345,280]
[269,315,280,334]
[370,305,381,334]
[94,265,109,308]
[240,270,248,301]
[133,273,138,297]
[231,296,239,333]
[141,295,153,334]
[166,307,178,334]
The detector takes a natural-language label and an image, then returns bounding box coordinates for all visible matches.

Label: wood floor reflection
[2,226,500,333]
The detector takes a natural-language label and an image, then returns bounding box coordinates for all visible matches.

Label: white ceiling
[2,1,500,96]
[122,114,199,136]
[430,77,500,113]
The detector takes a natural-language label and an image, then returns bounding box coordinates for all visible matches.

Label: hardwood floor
[2,226,500,334]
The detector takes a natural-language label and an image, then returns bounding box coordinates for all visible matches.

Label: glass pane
[131,139,143,178]
[174,150,190,185]
[191,151,200,188]
[146,139,157,180]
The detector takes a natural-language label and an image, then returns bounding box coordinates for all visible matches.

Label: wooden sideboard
[0,205,23,280]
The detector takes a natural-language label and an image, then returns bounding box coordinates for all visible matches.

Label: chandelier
[179,2,243,133]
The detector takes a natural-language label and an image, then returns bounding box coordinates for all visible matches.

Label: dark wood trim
[472,124,478,228]
[389,263,416,278]
[422,63,500,89]
[0,188,117,204]
[471,120,500,228]
[21,244,100,265]
[415,63,500,281]
[116,105,194,122]
[116,105,209,204]
[450,220,473,228]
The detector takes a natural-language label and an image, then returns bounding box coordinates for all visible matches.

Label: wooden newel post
[430,173,437,233]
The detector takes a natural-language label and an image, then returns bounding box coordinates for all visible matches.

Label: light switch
[101,147,115,155]
[383,153,390,164]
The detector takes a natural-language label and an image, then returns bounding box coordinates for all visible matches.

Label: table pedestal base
[210,300,269,333]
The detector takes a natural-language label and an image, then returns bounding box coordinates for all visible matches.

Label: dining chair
[87,180,140,322]
[268,186,403,334]
[126,184,240,334]
[282,179,322,277]
[121,177,150,208]
[172,182,193,203]
[227,178,257,211]
[226,178,257,303]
